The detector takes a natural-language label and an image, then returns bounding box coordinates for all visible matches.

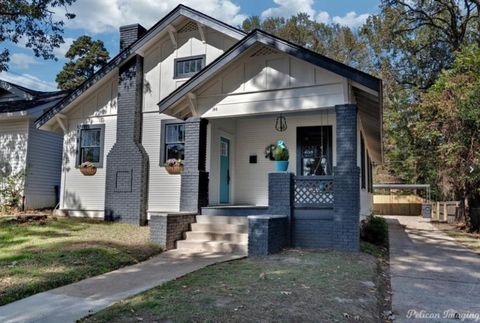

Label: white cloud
[53,37,75,58]
[0,71,57,91]
[261,1,370,28]
[316,11,330,24]
[59,0,247,34]
[261,0,315,19]
[332,12,370,28]
[10,53,38,70]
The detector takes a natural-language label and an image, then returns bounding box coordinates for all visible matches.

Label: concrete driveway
[386,216,480,322]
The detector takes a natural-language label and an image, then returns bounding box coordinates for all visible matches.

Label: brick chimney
[119,24,147,51]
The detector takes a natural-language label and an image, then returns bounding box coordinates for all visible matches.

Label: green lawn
[83,248,387,323]
[0,216,161,305]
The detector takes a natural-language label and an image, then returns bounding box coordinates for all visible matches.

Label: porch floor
[201,205,268,217]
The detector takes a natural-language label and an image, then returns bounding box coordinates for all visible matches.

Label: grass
[82,250,385,323]
[0,216,161,305]
[434,222,480,254]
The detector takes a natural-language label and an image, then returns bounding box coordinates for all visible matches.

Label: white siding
[143,26,237,113]
[0,119,29,175]
[208,111,337,206]
[358,115,373,218]
[59,77,117,216]
[24,119,63,209]
[143,113,181,212]
[141,21,236,212]
[194,45,347,119]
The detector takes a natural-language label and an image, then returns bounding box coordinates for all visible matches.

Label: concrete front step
[185,231,248,243]
[191,223,248,234]
[176,240,248,254]
[195,215,248,225]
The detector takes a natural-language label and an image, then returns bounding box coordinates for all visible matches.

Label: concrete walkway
[0,250,244,323]
[386,216,480,322]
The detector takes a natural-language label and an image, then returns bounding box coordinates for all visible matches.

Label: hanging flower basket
[164,159,184,175]
[80,162,97,176]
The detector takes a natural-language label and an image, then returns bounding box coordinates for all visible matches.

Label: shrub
[273,140,289,161]
[361,215,388,246]
[0,171,25,212]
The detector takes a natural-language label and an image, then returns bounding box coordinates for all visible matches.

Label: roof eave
[35,5,246,129]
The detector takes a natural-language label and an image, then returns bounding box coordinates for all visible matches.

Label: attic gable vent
[178,21,198,34]
[250,47,280,57]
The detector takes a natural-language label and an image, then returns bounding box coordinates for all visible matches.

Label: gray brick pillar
[180,117,209,212]
[267,172,293,246]
[333,104,360,251]
[105,55,149,225]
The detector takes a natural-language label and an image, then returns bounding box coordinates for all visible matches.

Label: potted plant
[273,140,289,171]
[80,161,97,176]
[164,159,184,175]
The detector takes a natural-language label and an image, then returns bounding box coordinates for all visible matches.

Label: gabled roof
[35,4,246,129]
[0,79,68,114]
[158,29,382,113]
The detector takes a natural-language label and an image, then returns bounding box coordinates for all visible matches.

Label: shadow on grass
[0,238,161,306]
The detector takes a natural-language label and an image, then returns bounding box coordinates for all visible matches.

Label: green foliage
[0,172,25,212]
[361,215,388,246]
[55,35,110,90]
[273,144,289,161]
[0,0,77,71]
[413,45,480,229]
[242,13,374,73]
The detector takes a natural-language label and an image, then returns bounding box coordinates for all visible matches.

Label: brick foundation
[149,213,197,250]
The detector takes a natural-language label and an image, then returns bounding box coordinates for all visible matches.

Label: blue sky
[1,0,380,91]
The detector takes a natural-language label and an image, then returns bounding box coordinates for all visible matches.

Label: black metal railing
[293,176,334,208]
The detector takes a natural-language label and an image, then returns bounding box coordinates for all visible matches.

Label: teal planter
[275,160,289,172]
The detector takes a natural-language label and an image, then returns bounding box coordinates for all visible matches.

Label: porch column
[333,104,360,251]
[268,172,294,246]
[180,117,209,212]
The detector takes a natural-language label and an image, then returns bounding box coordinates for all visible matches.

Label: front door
[220,137,230,203]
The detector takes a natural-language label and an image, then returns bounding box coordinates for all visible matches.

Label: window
[76,124,105,167]
[174,55,205,79]
[367,153,373,193]
[360,133,366,189]
[297,126,333,176]
[161,121,185,164]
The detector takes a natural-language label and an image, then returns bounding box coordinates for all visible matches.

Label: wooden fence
[430,201,460,222]
[373,195,424,216]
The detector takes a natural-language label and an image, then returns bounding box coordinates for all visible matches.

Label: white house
[36,5,382,251]
[0,80,66,209]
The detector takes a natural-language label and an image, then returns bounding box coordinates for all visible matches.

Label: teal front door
[220,137,230,204]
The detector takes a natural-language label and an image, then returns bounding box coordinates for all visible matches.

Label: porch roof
[157,29,382,116]
[157,29,383,164]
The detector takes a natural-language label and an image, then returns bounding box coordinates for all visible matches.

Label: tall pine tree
[56,36,109,90]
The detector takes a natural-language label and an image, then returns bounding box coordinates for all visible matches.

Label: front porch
[155,35,382,253]
[204,110,336,207]
[169,104,359,252]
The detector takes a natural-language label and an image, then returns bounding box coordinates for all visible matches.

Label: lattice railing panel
[294,176,334,208]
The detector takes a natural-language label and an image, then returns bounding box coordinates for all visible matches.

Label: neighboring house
[0,80,67,209]
[36,5,382,251]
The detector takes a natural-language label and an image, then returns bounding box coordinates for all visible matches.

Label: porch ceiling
[353,86,383,164]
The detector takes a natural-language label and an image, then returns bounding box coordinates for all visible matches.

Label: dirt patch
[83,250,387,323]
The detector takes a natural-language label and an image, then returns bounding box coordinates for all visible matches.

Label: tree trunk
[467,194,480,232]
